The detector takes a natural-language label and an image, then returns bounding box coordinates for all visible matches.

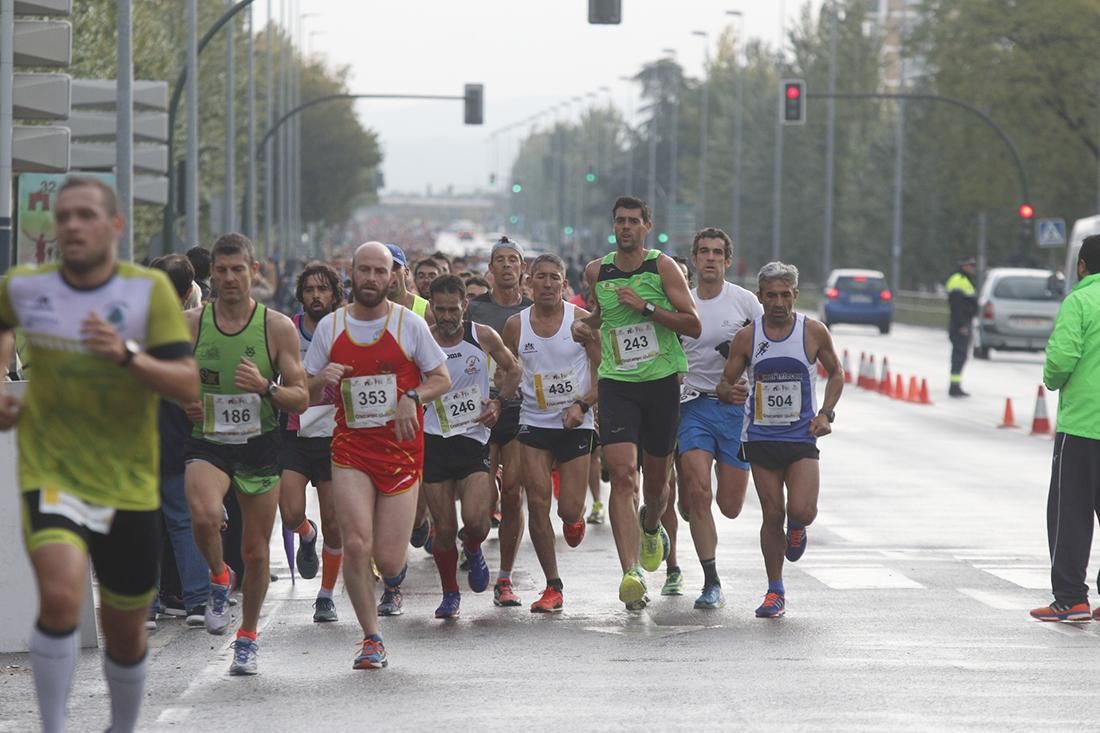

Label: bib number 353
[341,374,397,428]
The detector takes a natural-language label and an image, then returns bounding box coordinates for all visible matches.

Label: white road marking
[798,565,924,589]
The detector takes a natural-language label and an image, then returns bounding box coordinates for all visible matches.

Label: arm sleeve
[303,313,334,375]
[145,271,191,351]
[0,274,19,329]
[1043,297,1082,391]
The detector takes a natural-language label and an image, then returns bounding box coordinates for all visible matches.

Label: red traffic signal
[781,79,805,125]
[786,85,801,100]
[1018,203,1035,220]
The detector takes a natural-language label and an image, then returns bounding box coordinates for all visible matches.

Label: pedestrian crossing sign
[1036,218,1066,248]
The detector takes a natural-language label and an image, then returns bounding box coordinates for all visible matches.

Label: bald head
[353,240,392,270]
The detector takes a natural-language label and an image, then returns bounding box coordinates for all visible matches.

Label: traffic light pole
[0,0,14,274]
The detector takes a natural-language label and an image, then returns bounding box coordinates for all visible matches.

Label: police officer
[945,256,978,397]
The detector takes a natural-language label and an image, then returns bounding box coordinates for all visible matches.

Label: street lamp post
[692,30,710,227]
[662,48,679,251]
[224,0,236,234]
[186,0,199,251]
[726,9,744,263]
[117,0,133,260]
[823,0,838,280]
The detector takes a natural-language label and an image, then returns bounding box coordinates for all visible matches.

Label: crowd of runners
[0,179,843,731]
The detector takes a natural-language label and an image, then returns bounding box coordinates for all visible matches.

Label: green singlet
[192,302,278,443]
[595,249,687,383]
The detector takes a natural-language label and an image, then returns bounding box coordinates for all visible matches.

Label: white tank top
[423,321,491,443]
[742,313,817,444]
[290,313,336,438]
[518,303,594,430]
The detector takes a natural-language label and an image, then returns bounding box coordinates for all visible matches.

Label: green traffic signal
[511,183,522,193]
[585,172,597,183]
[657,232,670,244]
[509,215,519,224]
[564,226,575,236]
[607,234,616,244]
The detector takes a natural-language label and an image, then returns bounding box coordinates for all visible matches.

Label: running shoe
[531,586,564,613]
[435,591,461,619]
[313,597,338,623]
[618,566,647,607]
[185,605,205,628]
[229,637,259,675]
[1094,606,1100,621]
[145,606,157,631]
[638,507,670,573]
[466,549,490,593]
[694,584,725,610]
[161,595,187,617]
[353,635,387,670]
[295,519,320,580]
[377,587,403,616]
[562,518,586,548]
[785,524,807,562]
[493,578,522,607]
[205,567,237,635]
[624,596,649,612]
[661,568,685,596]
[1030,601,1091,622]
[586,500,605,525]
[755,591,786,618]
[409,518,431,548]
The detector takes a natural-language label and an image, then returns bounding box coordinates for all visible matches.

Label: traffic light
[1018,203,1035,220]
[657,232,670,244]
[464,83,484,125]
[1019,203,1035,243]
[585,166,597,183]
[509,215,519,225]
[489,173,496,185]
[781,79,805,125]
[564,226,575,236]
[588,0,621,24]
[511,183,522,194]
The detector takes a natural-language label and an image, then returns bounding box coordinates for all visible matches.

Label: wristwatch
[265,381,280,398]
[119,339,140,367]
[573,399,591,414]
[819,408,835,423]
[642,302,657,317]
[404,389,421,406]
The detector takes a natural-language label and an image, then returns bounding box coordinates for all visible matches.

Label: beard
[62,245,110,275]
[353,285,387,308]
[305,301,330,321]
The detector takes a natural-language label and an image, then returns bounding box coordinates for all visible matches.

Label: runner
[676,228,762,609]
[183,233,309,675]
[423,275,519,618]
[0,176,197,732]
[279,262,345,623]
[303,241,450,669]
[718,261,843,618]
[386,243,432,321]
[414,258,441,299]
[466,236,533,607]
[572,196,701,610]
[503,254,601,612]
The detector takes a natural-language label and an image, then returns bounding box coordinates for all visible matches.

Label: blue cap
[385,243,408,267]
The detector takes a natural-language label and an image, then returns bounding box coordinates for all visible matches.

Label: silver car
[972,267,1062,359]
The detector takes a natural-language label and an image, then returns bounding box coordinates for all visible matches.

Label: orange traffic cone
[857,352,867,387]
[1030,386,1051,435]
[881,370,893,398]
[893,374,905,400]
[998,398,1018,429]
[906,376,920,403]
[843,350,852,384]
[879,357,890,387]
[866,355,878,391]
[919,379,932,405]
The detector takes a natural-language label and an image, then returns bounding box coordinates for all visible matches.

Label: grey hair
[757,261,799,289]
[530,253,566,274]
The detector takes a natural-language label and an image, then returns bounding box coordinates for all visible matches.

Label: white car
[972,267,1062,359]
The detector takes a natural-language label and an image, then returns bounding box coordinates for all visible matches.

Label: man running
[676,228,762,609]
[503,254,600,613]
[386,243,431,321]
[423,275,519,618]
[414,258,442,299]
[0,176,197,732]
[304,241,450,669]
[572,196,701,610]
[466,236,533,607]
[280,262,345,622]
[719,261,843,618]
[183,233,309,674]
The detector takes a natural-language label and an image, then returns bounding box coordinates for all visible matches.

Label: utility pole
[822,0,837,280]
[246,2,257,239]
[117,0,134,260]
[890,10,910,290]
[771,1,786,261]
[186,0,200,250]
[224,0,236,234]
[726,9,744,263]
[0,0,13,272]
[618,75,634,194]
[692,31,711,226]
[264,0,274,253]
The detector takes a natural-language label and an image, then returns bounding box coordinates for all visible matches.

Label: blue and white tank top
[742,313,817,444]
[423,321,491,444]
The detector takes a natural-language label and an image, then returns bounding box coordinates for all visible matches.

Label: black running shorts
[423,433,491,484]
[517,425,596,464]
[279,432,333,484]
[739,440,820,470]
[597,374,680,457]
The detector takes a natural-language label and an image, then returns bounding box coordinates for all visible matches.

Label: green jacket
[1044,272,1100,439]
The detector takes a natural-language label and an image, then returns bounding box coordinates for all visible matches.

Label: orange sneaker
[1029,601,1091,622]
[530,586,563,613]
[562,518,586,548]
[493,578,522,607]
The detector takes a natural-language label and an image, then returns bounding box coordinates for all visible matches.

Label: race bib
[432,385,482,438]
[203,393,262,444]
[341,374,397,428]
[611,322,659,369]
[534,370,577,411]
[40,488,116,534]
[754,381,802,426]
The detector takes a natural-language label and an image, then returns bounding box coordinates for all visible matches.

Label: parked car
[819,268,893,334]
[972,267,1062,359]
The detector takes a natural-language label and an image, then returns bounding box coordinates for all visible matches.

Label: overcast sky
[265,1,816,194]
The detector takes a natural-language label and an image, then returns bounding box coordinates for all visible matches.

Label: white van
[1063,214,1100,293]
